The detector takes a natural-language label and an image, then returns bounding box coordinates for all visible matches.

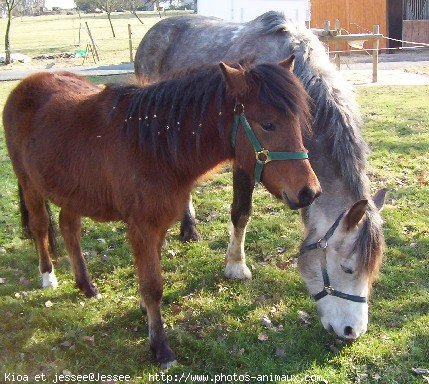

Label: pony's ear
[373,188,387,211]
[279,55,295,72]
[344,200,368,230]
[219,62,248,97]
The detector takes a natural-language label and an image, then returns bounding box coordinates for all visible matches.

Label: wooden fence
[310,0,388,50]
[403,20,429,44]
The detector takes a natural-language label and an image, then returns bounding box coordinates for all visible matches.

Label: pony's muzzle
[283,186,321,209]
[324,321,367,341]
[298,185,321,207]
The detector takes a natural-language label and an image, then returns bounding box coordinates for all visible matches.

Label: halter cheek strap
[230,105,308,183]
[302,212,367,304]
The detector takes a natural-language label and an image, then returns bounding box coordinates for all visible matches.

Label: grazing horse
[3,61,320,367]
[134,11,387,340]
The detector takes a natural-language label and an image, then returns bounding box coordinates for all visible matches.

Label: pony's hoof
[179,227,200,242]
[85,287,99,298]
[41,271,58,288]
[157,349,177,369]
[78,283,99,298]
[160,359,177,370]
[225,262,252,280]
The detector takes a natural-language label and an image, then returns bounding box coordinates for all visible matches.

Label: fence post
[334,19,341,70]
[372,25,379,83]
[128,24,133,63]
[324,20,331,54]
[85,22,99,62]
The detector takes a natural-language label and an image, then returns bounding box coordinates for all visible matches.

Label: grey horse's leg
[225,167,254,279]
[179,195,200,242]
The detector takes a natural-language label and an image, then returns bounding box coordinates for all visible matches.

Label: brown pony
[3,59,320,367]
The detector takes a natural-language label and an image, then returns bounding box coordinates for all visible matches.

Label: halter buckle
[317,238,328,249]
[234,103,244,114]
[255,149,270,164]
[325,286,334,295]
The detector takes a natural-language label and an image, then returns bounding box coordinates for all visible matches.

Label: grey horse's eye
[341,264,354,274]
[261,122,275,131]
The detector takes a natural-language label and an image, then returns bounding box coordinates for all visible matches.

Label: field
[0,79,428,383]
[0,11,190,66]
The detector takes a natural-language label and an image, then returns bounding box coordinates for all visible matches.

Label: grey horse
[134,11,386,341]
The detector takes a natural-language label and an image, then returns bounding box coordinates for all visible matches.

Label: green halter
[230,106,309,183]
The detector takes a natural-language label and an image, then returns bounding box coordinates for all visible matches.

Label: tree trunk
[132,11,144,24]
[107,12,115,37]
[155,0,161,18]
[5,12,12,64]
[194,0,198,13]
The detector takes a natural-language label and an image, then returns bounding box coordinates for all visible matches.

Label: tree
[125,0,144,24]
[143,0,161,18]
[75,0,94,13]
[2,0,22,64]
[92,0,121,37]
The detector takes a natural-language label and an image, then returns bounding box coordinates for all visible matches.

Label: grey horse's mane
[255,11,290,34]
[256,11,368,199]
[254,12,382,279]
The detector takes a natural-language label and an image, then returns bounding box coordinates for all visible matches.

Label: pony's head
[299,189,386,340]
[220,57,321,209]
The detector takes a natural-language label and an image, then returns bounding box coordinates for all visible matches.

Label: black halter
[301,212,367,304]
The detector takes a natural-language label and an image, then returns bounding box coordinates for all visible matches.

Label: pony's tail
[18,183,60,259]
[18,183,31,239]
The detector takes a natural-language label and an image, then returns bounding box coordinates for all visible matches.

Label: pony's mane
[107,61,311,160]
[253,10,291,34]
[257,11,383,278]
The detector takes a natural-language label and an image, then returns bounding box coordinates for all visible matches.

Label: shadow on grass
[0,290,335,377]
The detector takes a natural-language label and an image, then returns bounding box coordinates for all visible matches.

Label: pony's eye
[261,122,275,131]
[341,264,354,274]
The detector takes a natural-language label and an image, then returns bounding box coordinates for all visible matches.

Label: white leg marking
[188,196,196,218]
[41,270,58,288]
[225,225,252,280]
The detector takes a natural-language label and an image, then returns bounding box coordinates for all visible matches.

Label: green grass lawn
[0,11,190,65]
[0,82,428,384]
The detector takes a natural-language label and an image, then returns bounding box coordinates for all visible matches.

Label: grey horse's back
[134,15,239,81]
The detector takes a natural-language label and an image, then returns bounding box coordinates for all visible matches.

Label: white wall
[45,0,76,10]
[198,0,310,26]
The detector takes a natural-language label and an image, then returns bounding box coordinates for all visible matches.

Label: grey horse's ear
[344,200,368,230]
[373,188,387,211]
[279,55,295,72]
[219,62,249,97]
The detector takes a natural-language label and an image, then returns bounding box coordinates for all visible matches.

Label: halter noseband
[230,104,308,183]
[301,212,367,304]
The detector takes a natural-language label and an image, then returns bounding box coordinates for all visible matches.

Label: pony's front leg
[59,209,98,297]
[179,195,200,242]
[225,167,254,280]
[128,223,176,368]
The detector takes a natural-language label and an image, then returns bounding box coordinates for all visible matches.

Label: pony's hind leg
[179,195,200,242]
[225,167,254,280]
[59,209,98,297]
[20,184,58,288]
[128,223,176,368]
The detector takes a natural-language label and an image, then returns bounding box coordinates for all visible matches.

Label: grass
[0,11,191,65]
[0,81,428,384]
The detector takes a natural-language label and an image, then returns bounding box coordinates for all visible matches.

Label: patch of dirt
[403,65,429,76]
[0,55,98,72]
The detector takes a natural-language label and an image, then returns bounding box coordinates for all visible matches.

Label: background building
[198,0,310,26]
